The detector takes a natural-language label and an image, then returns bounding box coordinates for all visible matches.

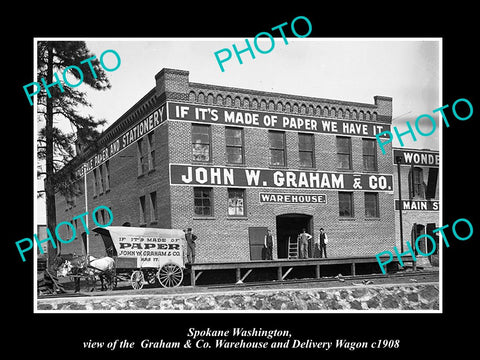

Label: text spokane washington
[187,327,291,339]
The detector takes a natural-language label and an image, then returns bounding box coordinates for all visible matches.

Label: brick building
[54,68,396,263]
[392,148,440,265]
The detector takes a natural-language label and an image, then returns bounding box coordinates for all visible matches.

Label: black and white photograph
[8,7,478,356]
[32,38,442,314]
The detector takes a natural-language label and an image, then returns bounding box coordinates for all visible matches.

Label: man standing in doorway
[298,228,312,259]
[185,228,197,264]
[264,229,274,260]
[317,227,328,258]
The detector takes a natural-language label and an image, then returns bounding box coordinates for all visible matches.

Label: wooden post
[236,268,241,282]
[277,266,282,281]
[351,263,356,276]
[315,264,321,279]
[191,268,196,286]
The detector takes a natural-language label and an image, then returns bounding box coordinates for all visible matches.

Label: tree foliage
[37,41,111,197]
[37,41,113,274]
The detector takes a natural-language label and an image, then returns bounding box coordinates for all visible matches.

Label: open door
[276,214,313,259]
[411,223,432,267]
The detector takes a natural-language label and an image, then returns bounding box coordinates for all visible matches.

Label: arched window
[269,100,275,111]
[300,104,307,114]
[207,93,214,104]
[308,105,314,115]
[260,99,267,110]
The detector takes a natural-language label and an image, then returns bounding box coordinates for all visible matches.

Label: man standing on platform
[298,228,312,259]
[317,227,328,258]
[185,228,197,264]
[264,229,274,260]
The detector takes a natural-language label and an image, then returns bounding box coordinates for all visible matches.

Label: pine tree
[36,41,111,277]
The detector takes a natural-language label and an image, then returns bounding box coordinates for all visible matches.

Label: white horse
[87,256,115,291]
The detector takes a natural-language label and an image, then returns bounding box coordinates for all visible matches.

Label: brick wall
[54,116,171,258]
[53,68,396,264]
[168,71,395,263]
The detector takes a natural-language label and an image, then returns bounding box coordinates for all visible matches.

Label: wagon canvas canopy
[93,226,185,269]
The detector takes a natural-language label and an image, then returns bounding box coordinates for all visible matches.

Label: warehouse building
[54,68,396,264]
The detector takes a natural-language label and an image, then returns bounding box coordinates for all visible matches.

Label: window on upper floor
[409,167,425,199]
[192,124,211,162]
[336,136,352,170]
[194,187,213,217]
[363,138,378,171]
[299,133,315,168]
[226,127,244,164]
[269,130,286,166]
[228,188,246,217]
[365,192,380,218]
[339,192,354,218]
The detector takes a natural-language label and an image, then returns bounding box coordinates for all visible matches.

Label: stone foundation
[37,282,439,311]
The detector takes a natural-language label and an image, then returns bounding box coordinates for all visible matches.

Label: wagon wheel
[157,263,183,288]
[130,270,145,290]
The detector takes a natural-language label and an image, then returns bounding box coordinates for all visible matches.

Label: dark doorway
[412,223,426,254]
[276,214,313,259]
[412,222,438,265]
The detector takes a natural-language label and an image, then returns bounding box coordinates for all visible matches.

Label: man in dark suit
[264,229,274,260]
[185,228,197,263]
[318,227,328,258]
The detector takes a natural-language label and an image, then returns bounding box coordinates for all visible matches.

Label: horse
[86,255,116,291]
[55,255,115,292]
[56,254,87,277]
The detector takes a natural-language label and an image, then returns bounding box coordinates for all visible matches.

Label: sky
[36,38,441,223]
